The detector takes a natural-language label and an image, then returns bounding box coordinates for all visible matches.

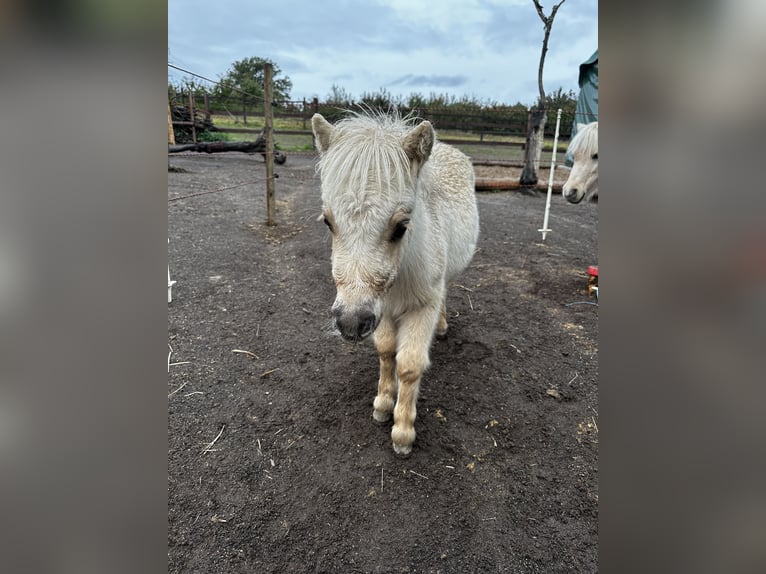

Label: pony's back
[419,141,478,281]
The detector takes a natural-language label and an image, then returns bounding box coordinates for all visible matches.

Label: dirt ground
[168,150,598,573]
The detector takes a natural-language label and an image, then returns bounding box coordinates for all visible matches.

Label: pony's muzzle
[563,186,583,204]
[332,305,378,341]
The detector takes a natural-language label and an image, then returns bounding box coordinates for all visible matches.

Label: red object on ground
[587,265,598,277]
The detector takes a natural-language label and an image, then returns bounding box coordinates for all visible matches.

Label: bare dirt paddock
[168,151,598,573]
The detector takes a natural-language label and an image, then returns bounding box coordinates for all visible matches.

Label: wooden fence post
[203,92,210,123]
[264,64,276,226]
[302,98,307,129]
[167,101,176,145]
[189,92,197,144]
[242,94,247,124]
[312,97,319,115]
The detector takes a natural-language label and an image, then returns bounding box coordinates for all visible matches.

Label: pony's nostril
[334,308,377,340]
[357,310,377,337]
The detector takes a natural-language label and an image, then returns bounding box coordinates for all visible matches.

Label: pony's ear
[402,120,434,164]
[312,114,335,153]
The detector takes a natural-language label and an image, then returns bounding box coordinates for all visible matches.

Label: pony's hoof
[372,409,391,423]
[373,395,395,422]
[391,425,415,456]
[435,328,448,340]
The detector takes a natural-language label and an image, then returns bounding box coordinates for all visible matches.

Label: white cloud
[168,0,597,105]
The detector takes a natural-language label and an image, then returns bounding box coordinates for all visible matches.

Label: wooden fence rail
[169,89,575,144]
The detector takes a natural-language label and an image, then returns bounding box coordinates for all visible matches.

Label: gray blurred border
[0,6,167,573]
[601,2,766,573]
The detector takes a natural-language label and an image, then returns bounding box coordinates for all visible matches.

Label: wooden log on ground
[168,141,287,164]
[475,177,562,193]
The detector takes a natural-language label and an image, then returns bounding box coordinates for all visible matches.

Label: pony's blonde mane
[568,121,598,158]
[315,111,422,212]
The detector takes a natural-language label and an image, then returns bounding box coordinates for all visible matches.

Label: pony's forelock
[315,111,426,214]
[568,121,598,158]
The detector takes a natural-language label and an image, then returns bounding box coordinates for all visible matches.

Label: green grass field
[201,114,567,162]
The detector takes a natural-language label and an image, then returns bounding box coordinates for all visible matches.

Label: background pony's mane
[568,121,598,158]
[315,111,424,211]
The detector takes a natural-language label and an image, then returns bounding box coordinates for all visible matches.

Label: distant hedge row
[169,86,578,139]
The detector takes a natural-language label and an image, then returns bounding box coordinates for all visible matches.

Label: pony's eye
[323,215,334,232]
[390,220,409,242]
[592,153,598,160]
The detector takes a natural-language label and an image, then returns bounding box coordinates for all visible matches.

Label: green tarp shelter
[565,50,598,166]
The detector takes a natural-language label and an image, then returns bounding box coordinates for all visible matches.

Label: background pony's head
[563,122,598,204]
[312,112,434,341]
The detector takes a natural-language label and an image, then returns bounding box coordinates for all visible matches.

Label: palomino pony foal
[563,121,598,204]
[312,111,479,455]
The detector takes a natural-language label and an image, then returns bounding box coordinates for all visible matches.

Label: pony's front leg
[391,304,440,455]
[372,314,397,422]
[435,298,448,339]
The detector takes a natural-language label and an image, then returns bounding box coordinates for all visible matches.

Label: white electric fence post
[539,108,563,241]
[168,238,176,303]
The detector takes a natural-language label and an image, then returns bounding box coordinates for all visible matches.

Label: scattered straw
[285,435,304,450]
[381,466,384,493]
[232,349,258,359]
[567,372,579,386]
[260,368,280,378]
[168,343,191,371]
[409,470,429,480]
[168,381,188,398]
[201,424,225,454]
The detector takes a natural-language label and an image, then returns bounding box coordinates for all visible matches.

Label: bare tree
[520,0,567,186]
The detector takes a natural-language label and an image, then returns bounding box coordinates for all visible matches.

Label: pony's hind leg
[372,314,397,422]
[391,304,440,455]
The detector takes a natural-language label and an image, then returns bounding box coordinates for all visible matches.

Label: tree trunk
[521,0,565,186]
[519,108,547,185]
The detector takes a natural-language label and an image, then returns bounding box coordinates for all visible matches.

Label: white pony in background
[563,121,598,203]
[312,111,479,456]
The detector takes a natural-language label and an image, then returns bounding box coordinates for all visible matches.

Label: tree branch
[532,0,567,105]
[533,0,547,24]
[533,0,567,23]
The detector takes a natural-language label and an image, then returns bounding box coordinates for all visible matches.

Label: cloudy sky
[168,0,597,106]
